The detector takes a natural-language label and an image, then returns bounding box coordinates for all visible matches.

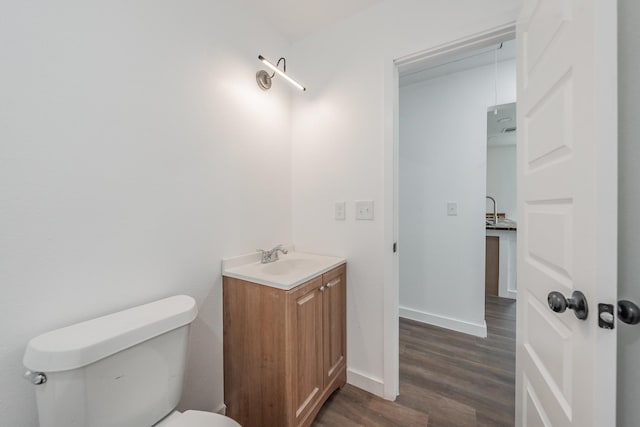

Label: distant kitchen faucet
[257,244,288,264]
[486,196,498,225]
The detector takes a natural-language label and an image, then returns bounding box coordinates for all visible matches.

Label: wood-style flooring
[312,296,516,427]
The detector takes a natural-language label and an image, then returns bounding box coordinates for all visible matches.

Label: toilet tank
[23,295,198,427]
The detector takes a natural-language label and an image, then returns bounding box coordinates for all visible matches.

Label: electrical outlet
[335,201,346,220]
[447,202,458,216]
[355,200,374,220]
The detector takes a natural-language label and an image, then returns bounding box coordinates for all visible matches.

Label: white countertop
[222,248,346,290]
[486,218,517,231]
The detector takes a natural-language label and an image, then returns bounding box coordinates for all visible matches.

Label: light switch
[334,201,346,220]
[355,200,374,220]
[447,202,458,216]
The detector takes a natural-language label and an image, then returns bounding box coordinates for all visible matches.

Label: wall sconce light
[256,55,306,92]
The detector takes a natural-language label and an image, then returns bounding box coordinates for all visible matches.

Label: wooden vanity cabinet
[223,264,346,427]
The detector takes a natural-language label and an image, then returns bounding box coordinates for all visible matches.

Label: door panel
[516,0,617,426]
[523,0,571,76]
[289,277,324,424]
[323,265,346,385]
[523,298,572,420]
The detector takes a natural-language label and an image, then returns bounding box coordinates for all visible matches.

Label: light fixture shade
[257,55,306,91]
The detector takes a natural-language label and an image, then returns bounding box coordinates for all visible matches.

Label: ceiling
[399,39,516,87]
[244,0,384,42]
[487,102,517,146]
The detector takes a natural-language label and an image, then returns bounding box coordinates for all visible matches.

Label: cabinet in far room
[486,236,499,296]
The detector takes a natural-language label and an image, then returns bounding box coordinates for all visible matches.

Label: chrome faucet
[257,244,288,264]
[486,196,498,225]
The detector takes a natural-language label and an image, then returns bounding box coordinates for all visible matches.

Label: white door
[516,0,618,426]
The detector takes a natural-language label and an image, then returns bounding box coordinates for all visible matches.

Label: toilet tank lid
[23,295,198,372]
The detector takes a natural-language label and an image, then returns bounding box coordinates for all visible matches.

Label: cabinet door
[322,265,346,387]
[288,277,324,426]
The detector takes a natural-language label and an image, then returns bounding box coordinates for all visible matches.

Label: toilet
[23,295,240,427]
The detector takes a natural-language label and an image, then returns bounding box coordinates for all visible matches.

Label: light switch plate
[355,200,374,220]
[447,202,458,216]
[334,201,346,220]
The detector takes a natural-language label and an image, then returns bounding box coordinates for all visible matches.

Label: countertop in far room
[486,220,517,231]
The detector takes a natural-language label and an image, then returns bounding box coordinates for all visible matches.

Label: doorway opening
[391,26,518,425]
[486,100,518,301]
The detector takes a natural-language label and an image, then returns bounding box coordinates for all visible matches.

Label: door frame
[383,21,517,400]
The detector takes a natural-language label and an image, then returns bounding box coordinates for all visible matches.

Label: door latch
[598,303,615,329]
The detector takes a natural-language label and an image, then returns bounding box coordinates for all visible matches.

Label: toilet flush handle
[24,370,47,385]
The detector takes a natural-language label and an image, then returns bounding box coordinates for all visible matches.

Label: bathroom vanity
[222,251,346,427]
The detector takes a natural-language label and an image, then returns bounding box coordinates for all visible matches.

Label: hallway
[313,296,516,426]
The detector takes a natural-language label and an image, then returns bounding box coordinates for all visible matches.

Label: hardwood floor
[312,296,516,427]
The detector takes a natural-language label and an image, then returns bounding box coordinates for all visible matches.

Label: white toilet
[23,295,240,427]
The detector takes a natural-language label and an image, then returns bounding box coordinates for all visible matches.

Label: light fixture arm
[256,55,306,91]
[267,57,286,78]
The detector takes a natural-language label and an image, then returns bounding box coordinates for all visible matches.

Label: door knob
[618,300,640,325]
[547,290,589,320]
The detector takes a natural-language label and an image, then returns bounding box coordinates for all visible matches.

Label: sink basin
[261,258,319,275]
[222,250,346,290]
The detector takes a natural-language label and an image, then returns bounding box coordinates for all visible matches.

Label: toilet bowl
[23,295,241,427]
[155,410,241,427]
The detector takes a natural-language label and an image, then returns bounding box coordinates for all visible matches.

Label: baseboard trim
[400,306,488,338]
[214,403,227,415]
[347,368,384,397]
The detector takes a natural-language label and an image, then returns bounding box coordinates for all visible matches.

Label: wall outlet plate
[335,201,346,220]
[355,200,374,220]
[447,202,458,216]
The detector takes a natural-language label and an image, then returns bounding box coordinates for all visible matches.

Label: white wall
[0,1,292,425]
[617,0,640,425]
[487,145,517,219]
[290,0,521,397]
[398,60,516,336]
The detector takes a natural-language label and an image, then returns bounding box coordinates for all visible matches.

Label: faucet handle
[257,249,269,263]
[272,244,288,255]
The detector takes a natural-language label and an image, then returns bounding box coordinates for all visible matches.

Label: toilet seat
[155,410,241,427]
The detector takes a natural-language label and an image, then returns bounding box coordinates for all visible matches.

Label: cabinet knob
[319,286,326,292]
[326,278,340,288]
